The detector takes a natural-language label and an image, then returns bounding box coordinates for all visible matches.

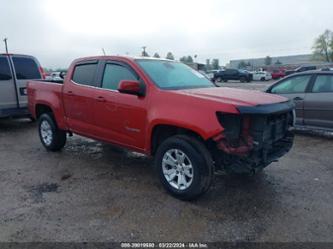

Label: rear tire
[240,77,246,83]
[38,113,66,151]
[154,135,214,200]
[216,77,223,82]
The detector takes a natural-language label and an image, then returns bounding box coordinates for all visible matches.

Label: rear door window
[72,63,98,86]
[0,57,12,81]
[312,75,333,93]
[271,75,311,94]
[12,57,41,79]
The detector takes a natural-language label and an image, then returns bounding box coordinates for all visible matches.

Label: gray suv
[0,54,43,118]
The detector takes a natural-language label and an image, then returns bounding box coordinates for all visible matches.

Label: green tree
[238,60,247,69]
[166,52,175,60]
[153,52,160,58]
[275,60,282,65]
[264,56,272,66]
[312,29,333,62]
[180,56,187,63]
[211,59,219,70]
[186,56,193,63]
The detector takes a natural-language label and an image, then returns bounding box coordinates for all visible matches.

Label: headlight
[216,112,242,144]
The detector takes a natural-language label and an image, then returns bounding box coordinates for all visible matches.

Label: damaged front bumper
[212,101,295,175]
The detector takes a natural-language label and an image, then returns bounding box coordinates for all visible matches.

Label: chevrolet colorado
[28,56,294,200]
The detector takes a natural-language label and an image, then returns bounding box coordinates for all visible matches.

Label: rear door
[304,74,333,129]
[10,55,42,108]
[0,55,16,111]
[62,60,100,135]
[269,74,313,125]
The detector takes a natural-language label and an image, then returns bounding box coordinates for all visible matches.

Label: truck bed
[27,80,66,128]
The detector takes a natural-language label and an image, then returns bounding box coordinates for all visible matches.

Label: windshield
[136,59,215,90]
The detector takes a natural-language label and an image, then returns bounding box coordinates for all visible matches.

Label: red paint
[27,56,288,155]
[271,70,286,80]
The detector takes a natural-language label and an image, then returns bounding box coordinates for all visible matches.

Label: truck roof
[0,53,38,59]
[73,55,175,64]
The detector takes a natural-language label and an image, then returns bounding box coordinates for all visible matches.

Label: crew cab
[0,54,44,118]
[28,56,295,200]
[213,69,253,83]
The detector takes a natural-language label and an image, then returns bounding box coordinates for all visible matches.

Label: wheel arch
[150,124,206,156]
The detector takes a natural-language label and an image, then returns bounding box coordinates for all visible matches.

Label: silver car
[0,54,43,118]
[267,71,333,131]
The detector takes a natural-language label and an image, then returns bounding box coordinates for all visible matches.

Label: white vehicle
[206,70,220,80]
[252,71,272,81]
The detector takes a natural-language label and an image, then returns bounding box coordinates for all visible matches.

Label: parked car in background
[252,71,272,81]
[0,53,44,118]
[267,71,333,131]
[50,72,63,81]
[271,69,286,79]
[28,56,294,200]
[285,65,316,76]
[213,68,252,83]
[321,67,333,71]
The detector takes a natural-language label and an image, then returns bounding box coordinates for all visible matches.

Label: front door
[304,74,333,129]
[93,61,147,150]
[269,74,312,125]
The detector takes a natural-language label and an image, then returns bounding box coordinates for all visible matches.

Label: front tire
[38,113,66,151]
[154,135,214,200]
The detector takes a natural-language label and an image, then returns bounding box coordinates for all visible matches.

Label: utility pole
[3,38,8,53]
[102,48,106,55]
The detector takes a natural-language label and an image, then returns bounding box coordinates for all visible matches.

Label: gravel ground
[0,80,332,242]
[1,120,332,242]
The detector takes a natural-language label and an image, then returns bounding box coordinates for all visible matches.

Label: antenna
[102,48,106,55]
[3,38,9,53]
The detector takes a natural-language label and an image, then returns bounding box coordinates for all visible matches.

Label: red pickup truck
[28,56,295,200]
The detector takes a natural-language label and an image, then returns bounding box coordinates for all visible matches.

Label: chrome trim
[70,80,119,93]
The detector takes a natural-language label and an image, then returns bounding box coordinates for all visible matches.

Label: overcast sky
[1,0,333,68]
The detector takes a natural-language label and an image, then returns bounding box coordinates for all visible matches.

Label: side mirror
[118,80,145,97]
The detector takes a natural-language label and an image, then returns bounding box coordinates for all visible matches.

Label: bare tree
[312,29,333,62]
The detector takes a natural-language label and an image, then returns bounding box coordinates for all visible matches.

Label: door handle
[96,96,106,102]
[293,96,303,101]
[67,91,74,96]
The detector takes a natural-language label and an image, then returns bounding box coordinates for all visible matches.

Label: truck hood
[176,87,288,107]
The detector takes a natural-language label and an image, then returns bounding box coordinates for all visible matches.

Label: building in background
[229,54,331,70]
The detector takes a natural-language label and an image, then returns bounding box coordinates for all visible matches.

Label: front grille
[250,111,293,150]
